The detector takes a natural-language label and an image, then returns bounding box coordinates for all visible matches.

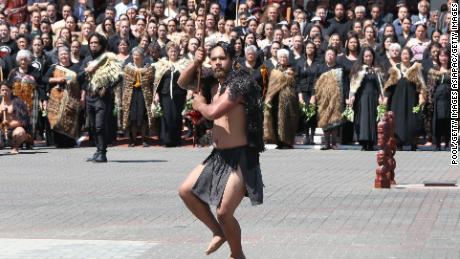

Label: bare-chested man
[177,42,264,259]
[0,81,30,154]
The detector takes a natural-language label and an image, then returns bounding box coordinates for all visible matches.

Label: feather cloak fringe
[349,65,384,97]
[384,63,427,102]
[263,69,299,145]
[314,69,343,129]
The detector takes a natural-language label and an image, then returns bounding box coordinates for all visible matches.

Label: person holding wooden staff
[178,42,264,259]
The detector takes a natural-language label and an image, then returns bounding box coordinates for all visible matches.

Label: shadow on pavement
[110,159,168,163]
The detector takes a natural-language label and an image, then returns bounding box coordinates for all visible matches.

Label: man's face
[0,25,8,40]
[167,21,176,32]
[0,85,10,98]
[316,8,326,20]
[188,38,199,52]
[32,40,43,53]
[206,15,215,28]
[419,1,429,14]
[186,21,195,33]
[62,6,72,19]
[120,21,130,35]
[270,43,280,58]
[440,35,449,47]
[127,8,136,19]
[238,4,247,14]
[297,13,306,24]
[398,7,408,20]
[47,5,56,19]
[210,46,230,79]
[89,36,101,53]
[371,7,380,20]
[106,9,115,19]
[196,16,205,28]
[334,4,344,19]
[210,4,220,16]
[32,12,41,25]
[268,7,277,21]
[224,20,234,33]
[158,26,166,37]
[154,4,164,16]
[293,36,302,49]
[148,22,157,36]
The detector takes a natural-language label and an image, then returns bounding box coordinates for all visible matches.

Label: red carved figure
[375,112,397,188]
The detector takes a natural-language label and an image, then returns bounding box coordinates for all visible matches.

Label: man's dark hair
[106,6,116,13]
[88,32,107,56]
[211,41,235,60]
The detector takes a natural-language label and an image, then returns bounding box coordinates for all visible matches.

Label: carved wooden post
[387,112,397,185]
[375,112,397,188]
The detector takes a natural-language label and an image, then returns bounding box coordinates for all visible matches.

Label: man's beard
[212,68,227,79]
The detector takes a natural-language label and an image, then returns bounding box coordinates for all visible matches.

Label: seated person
[0,81,30,154]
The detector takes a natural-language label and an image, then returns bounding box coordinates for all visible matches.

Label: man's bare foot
[229,253,246,259]
[10,148,19,154]
[205,234,226,255]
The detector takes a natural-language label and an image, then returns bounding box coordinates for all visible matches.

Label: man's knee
[178,183,192,200]
[216,206,233,224]
[12,127,26,138]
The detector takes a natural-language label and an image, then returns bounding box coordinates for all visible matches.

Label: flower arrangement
[342,106,354,122]
[151,102,163,118]
[376,104,386,121]
[300,102,316,122]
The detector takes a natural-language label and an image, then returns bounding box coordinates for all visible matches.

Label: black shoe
[435,145,441,151]
[93,152,107,163]
[320,145,330,150]
[411,144,417,151]
[361,146,366,151]
[86,152,99,162]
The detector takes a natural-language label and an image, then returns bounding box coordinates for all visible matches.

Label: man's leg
[178,164,226,254]
[94,98,108,162]
[86,102,98,161]
[216,168,247,259]
[11,127,28,154]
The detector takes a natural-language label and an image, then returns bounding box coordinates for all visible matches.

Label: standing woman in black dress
[337,33,361,144]
[349,47,385,151]
[295,41,319,145]
[430,48,451,150]
[384,47,427,151]
[154,41,190,147]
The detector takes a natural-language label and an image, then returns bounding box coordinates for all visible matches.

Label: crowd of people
[0,0,455,156]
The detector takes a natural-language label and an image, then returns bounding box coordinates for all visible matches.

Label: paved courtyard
[0,146,459,258]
